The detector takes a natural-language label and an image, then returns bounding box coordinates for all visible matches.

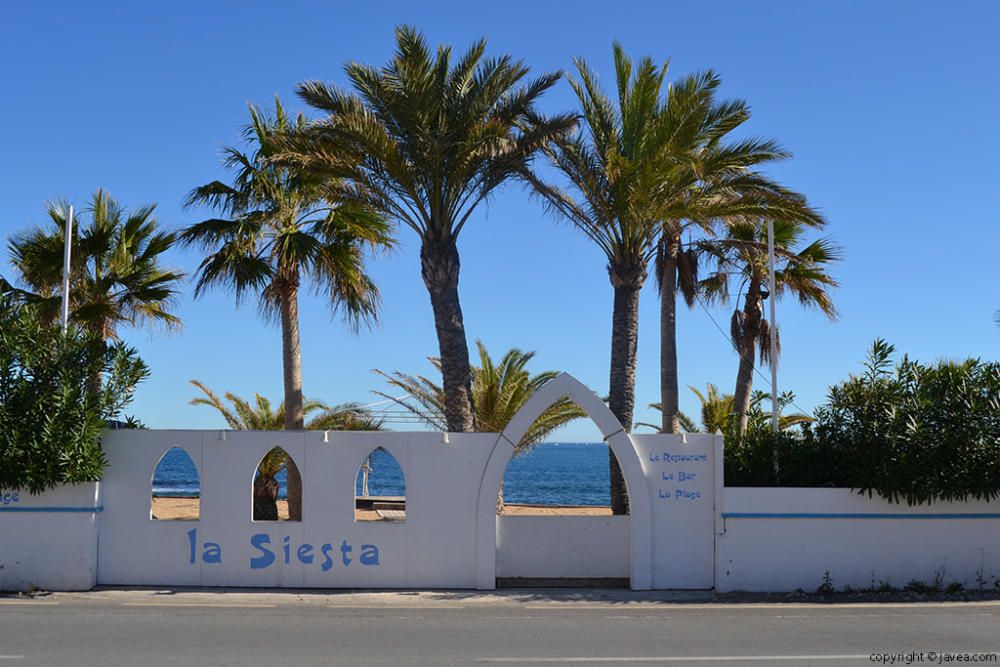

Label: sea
[152,442,612,506]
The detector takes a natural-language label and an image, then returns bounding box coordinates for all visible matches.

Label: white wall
[98,430,497,589]
[1,374,723,592]
[0,483,100,592]
[10,430,1000,593]
[474,373,658,590]
[716,488,1000,593]
[632,434,721,590]
[496,516,629,579]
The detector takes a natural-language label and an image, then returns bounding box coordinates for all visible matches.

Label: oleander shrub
[726,340,1000,504]
[0,296,149,493]
[724,426,846,488]
[817,339,1000,504]
[720,388,845,488]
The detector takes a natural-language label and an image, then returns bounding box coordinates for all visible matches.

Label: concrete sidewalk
[7,586,1000,608]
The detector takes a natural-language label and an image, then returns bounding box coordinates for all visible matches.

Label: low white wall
[716,488,1000,593]
[1,375,722,591]
[0,483,101,591]
[496,516,629,579]
[98,430,497,589]
[632,434,721,589]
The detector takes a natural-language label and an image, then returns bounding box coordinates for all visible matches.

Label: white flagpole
[60,205,74,331]
[767,218,778,435]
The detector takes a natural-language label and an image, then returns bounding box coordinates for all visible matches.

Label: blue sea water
[151,442,611,506]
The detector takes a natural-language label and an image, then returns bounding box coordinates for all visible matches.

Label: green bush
[818,339,1000,504]
[724,426,846,488]
[726,340,1000,505]
[0,296,149,493]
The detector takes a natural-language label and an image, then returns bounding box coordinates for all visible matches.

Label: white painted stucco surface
[5,374,705,591]
[0,483,100,591]
[716,488,1000,592]
[632,434,720,590]
[97,430,497,589]
[496,516,629,578]
[473,373,657,590]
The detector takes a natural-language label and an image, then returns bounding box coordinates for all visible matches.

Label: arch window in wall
[251,447,302,522]
[498,418,626,517]
[355,447,405,522]
[150,447,200,521]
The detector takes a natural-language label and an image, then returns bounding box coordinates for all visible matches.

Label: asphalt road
[1,589,998,666]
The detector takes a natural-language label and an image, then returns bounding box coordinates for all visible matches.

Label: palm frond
[182,97,393,330]
[283,27,571,245]
[8,189,184,338]
[374,340,584,450]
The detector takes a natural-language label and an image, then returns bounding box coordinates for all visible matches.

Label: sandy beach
[150,496,612,521]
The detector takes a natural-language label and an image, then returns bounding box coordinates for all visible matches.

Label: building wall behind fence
[716,488,1000,593]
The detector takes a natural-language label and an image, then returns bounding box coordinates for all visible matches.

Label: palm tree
[651,77,825,436]
[684,383,736,434]
[181,99,393,521]
[648,383,812,435]
[525,45,725,513]
[745,390,814,434]
[279,26,575,433]
[374,341,584,447]
[8,190,183,356]
[374,341,585,512]
[189,380,383,519]
[699,218,839,433]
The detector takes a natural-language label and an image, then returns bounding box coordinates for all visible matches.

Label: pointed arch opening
[498,433,622,517]
[251,446,301,522]
[494,377,630,517]
[476,373,653,590]
[355,447,405,522]
[494,413,631,585]
[150,446,200,521]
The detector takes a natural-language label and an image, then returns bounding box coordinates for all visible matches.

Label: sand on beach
[150,496,612,521]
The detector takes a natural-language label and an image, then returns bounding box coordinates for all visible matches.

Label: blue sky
[2,1,997,439]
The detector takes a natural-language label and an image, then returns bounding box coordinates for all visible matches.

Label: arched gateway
[474,373,653,590]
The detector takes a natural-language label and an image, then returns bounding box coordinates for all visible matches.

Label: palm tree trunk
[658,234,681,434]
[607,263,645,515]
[420,238,475,432]
[733,286,763,435]
[279,282,304,521]
[252,475,279,521]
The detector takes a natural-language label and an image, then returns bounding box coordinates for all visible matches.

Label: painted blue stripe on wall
[0,506,103,513]
[722,512,1000,520]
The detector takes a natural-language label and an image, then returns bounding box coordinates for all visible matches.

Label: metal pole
[767,217,778,435]
[60,205,74,331]
[361,455,371,497]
